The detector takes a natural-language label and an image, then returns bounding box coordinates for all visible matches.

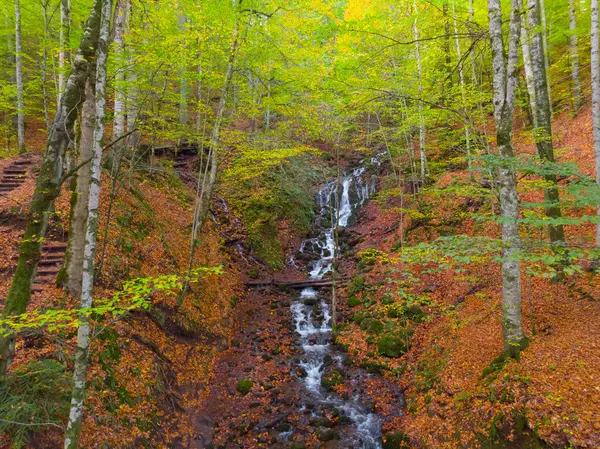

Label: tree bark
[526,0,565,244]
[64,0,111,445]
[413,0,428,180]
[14,0,24,154]
[58,0,71,103]
[539,0,552,116]
[179,4,241,302]
[487,0,527,359]
[64,76,95,298]
[0,0,103,376]
[592,0,600,246]
[452,0,473,181]
[569,0,583,113]
[521,15,537,127]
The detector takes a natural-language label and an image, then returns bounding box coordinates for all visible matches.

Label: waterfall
[289,154,384,449]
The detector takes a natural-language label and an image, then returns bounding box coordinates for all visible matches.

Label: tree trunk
[14,0,24,154]
[0,0,103,377]
[569,0,583,113]
[178,13,188,127]
[110,0,129,176]
[64,76,95,298]
[413,0,427,179]
[539,0,552,116]
[487,0,527,359]
[526,0,565,244]
[41,0,51,132]
[521,15,537,127]
[63,0,111,445]
[592,0,600,246]
[58,0,71,103]
[179,5,241,302]
[112,0,128,142]
[452,0,473,181]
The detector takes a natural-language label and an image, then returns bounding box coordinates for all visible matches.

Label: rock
[276,422,291,432]
[316,427,339,442]
[382,431,410,448]
[303,297,318,306]
[321,370,343,390]
[236,379,253,395]
[360,318,384,334]
[377,334,406,358]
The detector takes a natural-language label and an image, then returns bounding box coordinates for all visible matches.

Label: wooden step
[37,269,59,276]
[4,169,27,174]
[38,259,62,266]
[13,160,32,166]
[43,245,67,253]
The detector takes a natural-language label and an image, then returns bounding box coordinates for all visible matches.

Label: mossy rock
[353,310,371,324]
[347,295,361,307]
[404,305,427,323]
[377,334,407,358]
[360,318,384,334]
[236,379,253,395]
[321,370,343,390]
[316,427,339,442]
[382,431,410,448]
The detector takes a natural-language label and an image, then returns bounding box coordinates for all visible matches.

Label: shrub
[236,379,253,395]
[0,360,71,447]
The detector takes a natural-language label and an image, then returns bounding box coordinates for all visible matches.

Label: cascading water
[290,156,383,448]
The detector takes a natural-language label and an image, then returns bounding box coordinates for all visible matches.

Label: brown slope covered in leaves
[331,104,600,448]
[0,155,245,448]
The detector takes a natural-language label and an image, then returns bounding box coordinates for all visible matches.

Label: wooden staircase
[32,242,67,293]
[0,157,34,196]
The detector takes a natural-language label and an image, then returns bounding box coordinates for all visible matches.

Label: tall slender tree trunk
[112,0,128,143]
[64,76,95,298]
[539,0,552,116]
[413,0,427,179]
[58,0,71,103]
[41,0,51,131]
[64,0,111,445]
[488,0,527,359]
[452,0,473,181]
[527,0,565,244]
[0,0,103,377]
[521,15,537,127]
[569,0,583,113]
[591,0,600,246]
[14,0,24,154]
[110,0,129,176]
[179,6,241,302]
[178,13,188,127]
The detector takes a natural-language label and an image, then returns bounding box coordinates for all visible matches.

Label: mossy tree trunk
[64,75,95,298]
[488,0,527,359]
[0,0,103,377]
[64,0,111,445]
[526,0,565,245]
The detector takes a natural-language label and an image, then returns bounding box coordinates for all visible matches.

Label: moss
[382,431,410,449]
[377,334,407,358]
[321,370,343,390]
[360,318,384,334]
[347,295,361,307]
[236,379,253,395]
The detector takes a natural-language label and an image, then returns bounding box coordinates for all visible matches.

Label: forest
[0,0,599,447]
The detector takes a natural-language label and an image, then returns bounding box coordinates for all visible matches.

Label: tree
[487,0,527,359]
[64,0,111,445]
[0,0,104,376]
[14,0,24,153]
[569,0,583,113]
[526,0,565,244]
[412,0,428,180]
[592,0,600,247]
[63,76,95,298]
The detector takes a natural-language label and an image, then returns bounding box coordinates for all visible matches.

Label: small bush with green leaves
[0,359,71,447]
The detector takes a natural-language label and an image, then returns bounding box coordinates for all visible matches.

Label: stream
[290,156,383,448]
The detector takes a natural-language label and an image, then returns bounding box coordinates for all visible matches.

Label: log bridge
[245,278,348,289]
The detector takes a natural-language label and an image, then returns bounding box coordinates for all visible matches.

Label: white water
[290,155,383,448]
